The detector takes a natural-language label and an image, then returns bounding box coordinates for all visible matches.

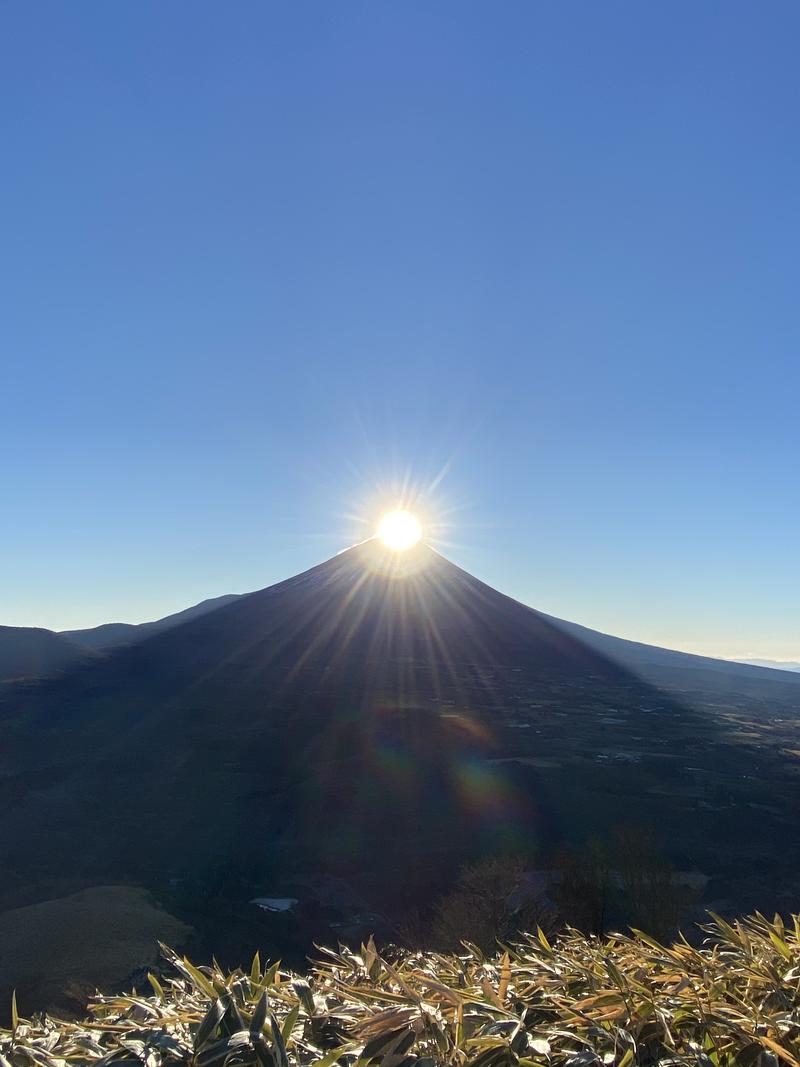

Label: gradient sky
[2,2,798,660]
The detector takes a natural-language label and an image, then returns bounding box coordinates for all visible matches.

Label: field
[0,887,190,1019]
[2,658,800,1018]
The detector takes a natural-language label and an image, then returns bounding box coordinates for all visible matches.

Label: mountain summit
[100,538,627,703]
[1,540,799,987]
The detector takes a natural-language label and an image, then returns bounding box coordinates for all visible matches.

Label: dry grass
[0,886,191,1015]
[2,912,800,1066]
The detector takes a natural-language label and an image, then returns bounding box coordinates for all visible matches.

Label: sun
[377,509,423,551]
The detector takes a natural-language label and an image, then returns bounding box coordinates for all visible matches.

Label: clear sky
[2,2,798,660]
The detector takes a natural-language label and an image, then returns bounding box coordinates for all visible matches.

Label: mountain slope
[0,626,99,682]
[61,593,241,651]
[542,613,800,698]
[1,540,799,976]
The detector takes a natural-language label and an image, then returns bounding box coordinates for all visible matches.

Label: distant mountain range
[0,626,100,682]
[735,658,800,673]
[2,565,798,688]
[0,594,240,680]
[1,540,799,1011]
[62,593,241,651]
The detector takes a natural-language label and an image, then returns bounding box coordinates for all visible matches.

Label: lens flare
[377,510,422,551]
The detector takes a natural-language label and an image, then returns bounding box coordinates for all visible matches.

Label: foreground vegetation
[3,913,800,1067]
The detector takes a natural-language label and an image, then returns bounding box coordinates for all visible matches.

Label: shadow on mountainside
[0,541,799,1008]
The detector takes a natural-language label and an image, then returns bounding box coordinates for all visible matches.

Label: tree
[552,829,691,939]
[430,854,556,952]
[552,838,612,934]
[611,826,688,940]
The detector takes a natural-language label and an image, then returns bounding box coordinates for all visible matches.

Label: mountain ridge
[0,625,100,682]
[60,593,242,650]
[1,539,800,1010]
[0,595,242,681]
[4,542,798,687]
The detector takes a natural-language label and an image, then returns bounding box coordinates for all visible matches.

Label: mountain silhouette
[0,626,100,681]
[1,539,799,967]
[61,593,241,651]
[0,595,242,680]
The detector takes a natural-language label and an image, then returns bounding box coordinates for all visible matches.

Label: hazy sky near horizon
[2,2,799,660]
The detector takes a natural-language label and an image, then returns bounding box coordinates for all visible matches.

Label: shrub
[430,854,557,953]
[2,912,800,1066]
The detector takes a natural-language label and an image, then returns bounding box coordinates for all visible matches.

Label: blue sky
[2,2,798,659]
